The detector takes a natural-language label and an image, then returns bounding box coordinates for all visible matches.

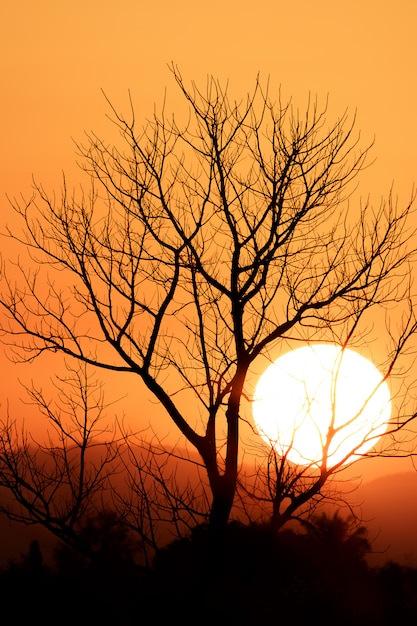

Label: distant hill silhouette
[354,471,417,567]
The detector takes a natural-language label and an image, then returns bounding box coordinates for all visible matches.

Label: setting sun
[253,344,392,466]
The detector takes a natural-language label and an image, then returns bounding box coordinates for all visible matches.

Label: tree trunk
[209,476,236,533]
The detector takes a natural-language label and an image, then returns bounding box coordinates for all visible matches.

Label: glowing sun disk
[252,344,392,466]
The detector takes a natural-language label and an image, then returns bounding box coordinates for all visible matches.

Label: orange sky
[1,1,417,482]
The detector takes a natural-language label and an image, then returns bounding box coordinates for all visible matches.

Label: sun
[252,344,392,466]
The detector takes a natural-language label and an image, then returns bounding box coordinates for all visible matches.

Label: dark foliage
[1,518,416,625]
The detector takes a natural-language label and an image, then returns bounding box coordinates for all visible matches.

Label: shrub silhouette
[54,510,140,573]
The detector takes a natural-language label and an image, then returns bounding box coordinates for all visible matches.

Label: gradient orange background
[1,1,417,558]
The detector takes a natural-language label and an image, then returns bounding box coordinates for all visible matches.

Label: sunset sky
[1,0,417,495]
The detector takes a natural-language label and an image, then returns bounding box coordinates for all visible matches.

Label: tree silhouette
[1,66,416,535]
[313,511,370,562]
[113,430,210,566]
[0,363,210,565]
[0,363,122,554]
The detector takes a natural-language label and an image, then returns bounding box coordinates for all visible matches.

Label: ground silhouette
[1,517,416,625]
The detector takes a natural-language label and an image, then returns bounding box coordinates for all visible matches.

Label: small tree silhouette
[313,511,371,562]
[22,539,45,572]
[0,363,121,554]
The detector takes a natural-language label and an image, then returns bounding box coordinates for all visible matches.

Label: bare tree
[0,363,122,556]
[0,361,208,565]
[1,65,416,534]
[236,432,371,533]
[114,432,210,566]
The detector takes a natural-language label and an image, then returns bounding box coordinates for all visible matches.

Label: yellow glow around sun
[252,344,392,466]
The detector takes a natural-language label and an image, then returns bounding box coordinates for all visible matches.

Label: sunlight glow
[252,344,392,466]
